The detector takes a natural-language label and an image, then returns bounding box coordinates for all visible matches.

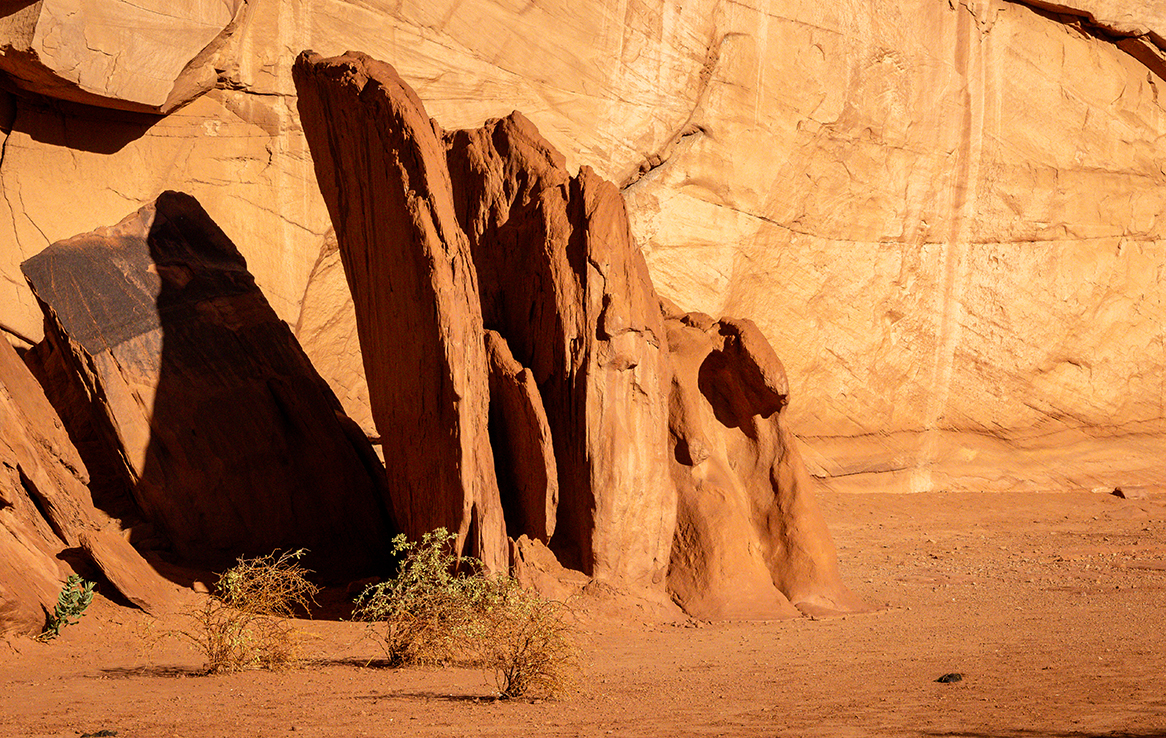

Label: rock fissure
[620,30,731,191]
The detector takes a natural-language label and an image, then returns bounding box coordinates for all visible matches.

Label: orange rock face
[0,339,179,636]
[2,1,1165,500]
[665,310,862,617]
[0,0,244,113]
[294,50,860,615]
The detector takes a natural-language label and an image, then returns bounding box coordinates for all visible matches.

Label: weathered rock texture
[485,330,558,546]
[20,191,396,581]
[665,310,862,617]
[0,0,244,113]
[289,55,510,572]
[294,51,858,616]
[0,337,179,636]
[443,108,677,584]
[3,0,1165,497]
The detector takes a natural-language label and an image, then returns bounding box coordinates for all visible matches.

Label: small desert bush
[35,575,95,642]
[353,528,487,666]
[473,585,578,699]
[181,549,318,674]
[354,529,578,699]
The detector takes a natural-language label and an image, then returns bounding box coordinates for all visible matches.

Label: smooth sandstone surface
[2,0,1165,494]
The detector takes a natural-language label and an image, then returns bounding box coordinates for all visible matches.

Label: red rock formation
[290,53,508,573]
[294,50,860,616]
[485,330,558,544]
[0,338,179,636]
[443,110,675,584]
[20,191,396,582]
[665,309,863,618]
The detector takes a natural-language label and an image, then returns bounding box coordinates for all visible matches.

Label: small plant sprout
[36,575,96,642]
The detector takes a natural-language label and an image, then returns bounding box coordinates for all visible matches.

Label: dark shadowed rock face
[21,191,396,582]
[0,338,180,636]
[485,330,558,544]
[293,50,863,615]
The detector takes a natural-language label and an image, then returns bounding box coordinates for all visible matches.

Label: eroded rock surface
[665,310,862,618]
[294,50,858,616]
[2,1,1165,498]
[0,338,179,636]
[442,108,676,584]
[290,54,508,572]
[20,191,396,582]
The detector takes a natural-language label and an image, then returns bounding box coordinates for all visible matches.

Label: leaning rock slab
[0,337,179,636]
[293,51,510,572]
[485,330,558,544]
[21,191,396,581]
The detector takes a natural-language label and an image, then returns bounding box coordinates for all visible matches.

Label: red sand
[3,489,1164,737]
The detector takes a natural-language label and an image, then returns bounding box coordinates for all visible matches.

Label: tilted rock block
[21,191,396,581]
[0,337,180,636]
[292,52,509,573]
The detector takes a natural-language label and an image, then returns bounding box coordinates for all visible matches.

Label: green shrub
[353,528,485,666]
[35,575,95,642]
[354,529,578,699]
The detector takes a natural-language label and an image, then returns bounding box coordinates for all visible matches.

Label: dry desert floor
[2,489,1164,737]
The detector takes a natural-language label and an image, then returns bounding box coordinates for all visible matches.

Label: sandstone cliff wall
[2,0,1165,494]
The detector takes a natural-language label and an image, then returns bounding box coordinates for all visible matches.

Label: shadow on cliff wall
[135,193,397,583]
[0,75,155,155]
[23,192,397,597]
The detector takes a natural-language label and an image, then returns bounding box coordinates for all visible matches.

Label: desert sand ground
[2,489,1164,738]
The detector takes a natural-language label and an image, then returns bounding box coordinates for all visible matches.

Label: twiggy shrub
[476,588,578,700]
[182,549,318,674]
[354,529,578,699]
[35,575,95,642]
